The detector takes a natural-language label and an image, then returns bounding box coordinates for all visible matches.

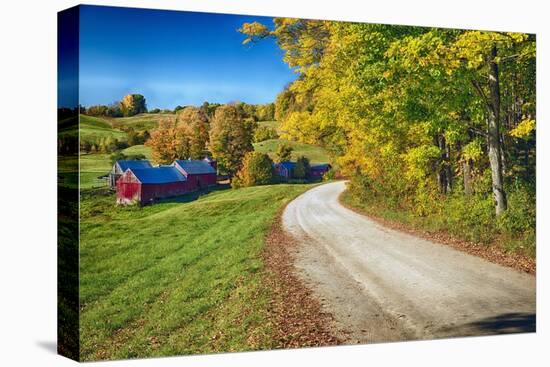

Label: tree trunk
[445,143,452,193]
[436,135,450,194]
[487,44,507,215]
[462,159,473,196]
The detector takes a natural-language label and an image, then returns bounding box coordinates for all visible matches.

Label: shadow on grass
[154,183,232,205]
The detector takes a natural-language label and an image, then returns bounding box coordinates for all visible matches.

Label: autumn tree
[209,104,254,178]
[241,17,536,251]
[176,106,210,159]
[120,94,147,117]
[146,118,190,164]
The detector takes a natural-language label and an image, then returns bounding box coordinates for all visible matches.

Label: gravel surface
[282,181,536,343]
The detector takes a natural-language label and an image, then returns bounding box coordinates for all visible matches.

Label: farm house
[174,159,217,190]
[116,166,190,205]
[108,160,152,189]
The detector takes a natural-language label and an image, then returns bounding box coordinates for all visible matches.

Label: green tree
[232,152,274,188]
[275,142,293,163]
[293,156,310,179]
[253,126,278,143]
[176,106,210,159]
[209,105,254,178]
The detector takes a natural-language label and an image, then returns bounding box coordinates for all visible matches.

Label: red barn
[108,159,152,189]
[174,159,217,190]
[116,166,189,205]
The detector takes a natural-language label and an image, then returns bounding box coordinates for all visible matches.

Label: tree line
[82,94,148,117]
[240,19,536,250]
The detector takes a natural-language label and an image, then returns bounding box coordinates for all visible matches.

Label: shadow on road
[462,312,536,334]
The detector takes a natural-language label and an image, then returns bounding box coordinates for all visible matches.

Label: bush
[323,167,336,181]
[275,143,293,163]
[253,126,278,143]
[497,188,536,236]
[232,152,274,188]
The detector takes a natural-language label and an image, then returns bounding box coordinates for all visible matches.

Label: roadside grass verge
[79,183,315,360]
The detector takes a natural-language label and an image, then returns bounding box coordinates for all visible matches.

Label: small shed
[309,163,332,180]
[109,160,152,189]
[174,159,217,190]
[116,166,189,205]
[274,161,296,180]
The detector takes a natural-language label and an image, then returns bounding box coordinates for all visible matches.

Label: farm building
[309,163,332,179]
[109,160,152,189]
[174,159,217,189]
[202,156,217,171]
[273,161,332,180]
[273,161,296,180]
[116,166,190,205]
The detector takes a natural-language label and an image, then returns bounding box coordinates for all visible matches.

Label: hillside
[112,113,175,132]
[254,139,330,164]
[79,183,315,360]
[79,115,127,143]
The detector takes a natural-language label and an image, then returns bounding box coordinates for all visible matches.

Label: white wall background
[0,0,547,366]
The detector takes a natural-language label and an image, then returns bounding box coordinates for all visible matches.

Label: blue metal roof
[175,159,216,175]
[129,166,187,184]
[278,161,296,171]
[117,160,152,171]
[311,164,331,170]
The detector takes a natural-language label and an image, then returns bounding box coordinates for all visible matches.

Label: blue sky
[77,5,296,109]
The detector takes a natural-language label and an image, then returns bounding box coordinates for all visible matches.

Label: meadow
[79,183,315,360]
[253,139,329,164]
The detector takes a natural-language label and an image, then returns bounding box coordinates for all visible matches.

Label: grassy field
[80,115,127,143]
[113,113,174,131]
[254,139,330,164]
[79,183,315,360]
[122,144,152,159]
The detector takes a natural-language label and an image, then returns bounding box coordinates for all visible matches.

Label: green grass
[79,115,127,143]
[254,139,330,164]
[112,113,175,131]
[257,120,278,129]
[122,144,152,160]
[79,183,315,360]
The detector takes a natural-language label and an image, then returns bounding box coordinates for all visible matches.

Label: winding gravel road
[283,181,536,343]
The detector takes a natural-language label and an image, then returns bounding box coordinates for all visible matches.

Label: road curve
[282,181,535,343]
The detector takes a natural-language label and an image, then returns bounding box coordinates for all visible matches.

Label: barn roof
[129,166,187,184]
[277,161,296,171]
[311,163,331,170]
[117,160,152,171]
[174,159,216,175]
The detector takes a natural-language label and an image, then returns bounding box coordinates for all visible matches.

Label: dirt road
[282,181,536,343]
